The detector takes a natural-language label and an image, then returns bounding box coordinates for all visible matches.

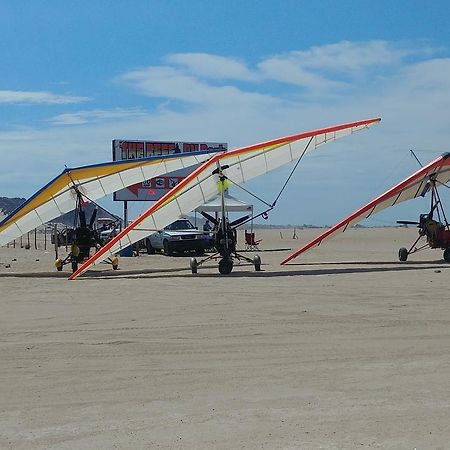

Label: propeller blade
[419,181,431,197]
[79,209,87,228]
[89,208,98,228]
[230,215,250,228]
[397,220,419,225]
[200,211,219,226]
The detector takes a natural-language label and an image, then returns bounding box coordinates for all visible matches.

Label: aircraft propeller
[89,207,98,228]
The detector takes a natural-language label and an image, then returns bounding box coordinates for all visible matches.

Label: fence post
[54,224,59,259]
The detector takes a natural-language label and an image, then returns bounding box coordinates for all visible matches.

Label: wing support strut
[220,136,314,228]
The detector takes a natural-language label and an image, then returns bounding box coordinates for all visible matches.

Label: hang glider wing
[70,117,381,279]
[281,152,450,264]
[0,150,218,246]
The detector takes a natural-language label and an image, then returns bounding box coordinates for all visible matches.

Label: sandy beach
[1,227,450,449]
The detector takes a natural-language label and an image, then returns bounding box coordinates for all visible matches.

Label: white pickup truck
[145,219,210,256]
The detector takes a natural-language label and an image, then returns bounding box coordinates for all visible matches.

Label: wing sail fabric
[0,151,217,246]
[70,117,381,279]
[281,152,450,264]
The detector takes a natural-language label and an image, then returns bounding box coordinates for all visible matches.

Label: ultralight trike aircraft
[281,152,450,265]
[0,149,220,271]
[67,117,381,279]
[190,164,261,275]
[397,173,450,262]
[53,189,121,273]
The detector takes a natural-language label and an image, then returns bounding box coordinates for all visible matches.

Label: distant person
[203,220,212,232]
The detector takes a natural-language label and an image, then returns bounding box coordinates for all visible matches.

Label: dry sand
[1,227,450,449]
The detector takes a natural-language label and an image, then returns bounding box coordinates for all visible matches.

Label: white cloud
[0,90,89,104]
[118,65,276,108]
[118,42,433,102]
[287,40,415,71]
[259,58,346,91]
[3,41,450,225]
[165,53,258,82]
[48,108,148,125]
[258,40,433,91]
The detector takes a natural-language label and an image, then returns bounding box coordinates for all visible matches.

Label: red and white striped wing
[70,117,381,279]
[281,152,450,264]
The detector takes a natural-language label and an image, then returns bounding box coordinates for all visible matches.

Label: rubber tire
[146,239,155,254]
[71,244,80,258]
[218,257,233,275]
[111,256,119,270]
[55,258,63,271]
[398,247,408,262]
[163,240,172,256]
[190,257,198,274]
[253,255,261,271]
[443,248,450,262]
[71,261,78,273]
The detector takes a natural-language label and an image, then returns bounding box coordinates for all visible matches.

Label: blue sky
[1,0,450,225]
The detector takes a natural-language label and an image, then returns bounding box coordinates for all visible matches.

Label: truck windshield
[166,220,195,230]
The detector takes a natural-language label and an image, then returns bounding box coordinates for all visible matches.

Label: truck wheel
[163,240,172,256]
[146,239,155,254]
[443,248,450,262]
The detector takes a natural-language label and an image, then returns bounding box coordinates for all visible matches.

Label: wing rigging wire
[410,149,423,168]
[64,169,122,226]
[219,137,314,226]
[271,136,313,207]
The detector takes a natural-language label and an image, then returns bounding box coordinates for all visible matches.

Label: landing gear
[190,257,198,274]
[218,257,233,275]
[111,256,119,270]
[71,261,78,273]
[398,247,408,262]
[253,255,261,271]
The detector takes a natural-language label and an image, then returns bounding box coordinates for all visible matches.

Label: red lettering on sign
[184,143,199,152]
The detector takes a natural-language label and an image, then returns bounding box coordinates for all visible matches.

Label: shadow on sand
[81,260,449,280]
[1,260,448,280]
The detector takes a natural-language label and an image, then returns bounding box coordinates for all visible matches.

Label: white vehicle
[145,219,209,256]
[99,226,120,244]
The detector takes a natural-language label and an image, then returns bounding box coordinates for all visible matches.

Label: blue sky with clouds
[1,0,450,225]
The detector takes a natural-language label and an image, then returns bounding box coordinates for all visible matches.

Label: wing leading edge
[0,150,219,247]
[70,117,381,279]
[281,152,450,264]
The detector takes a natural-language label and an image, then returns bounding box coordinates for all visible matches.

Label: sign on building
[112,140,227,202]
